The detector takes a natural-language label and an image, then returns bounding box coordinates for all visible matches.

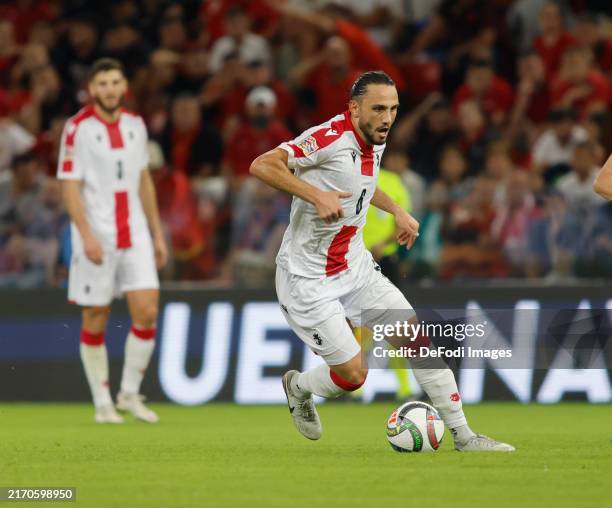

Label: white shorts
[68,233,159,306]
[275,251,415,365]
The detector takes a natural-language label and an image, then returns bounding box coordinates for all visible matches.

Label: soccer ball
[386,401,444,452]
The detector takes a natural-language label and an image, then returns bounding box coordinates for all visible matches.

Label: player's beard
[94,95,123,116]
[358,119,388,146]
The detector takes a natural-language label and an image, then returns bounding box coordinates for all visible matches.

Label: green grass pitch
[1,403,610,508]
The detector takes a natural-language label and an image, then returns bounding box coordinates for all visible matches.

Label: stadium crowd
[1,0,611,288]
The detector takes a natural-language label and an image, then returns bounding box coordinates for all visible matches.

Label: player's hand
[393,208,420,249]
[314,190,352,224]
[154,235,169,269]
[83,233,103,265]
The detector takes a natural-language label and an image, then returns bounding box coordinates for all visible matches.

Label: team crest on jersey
[297,136,319,156]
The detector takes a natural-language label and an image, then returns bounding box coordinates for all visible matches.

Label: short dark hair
[88,58,125,82]
[350,71,395,99]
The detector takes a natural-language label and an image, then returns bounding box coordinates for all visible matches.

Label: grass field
[1,403,610,508]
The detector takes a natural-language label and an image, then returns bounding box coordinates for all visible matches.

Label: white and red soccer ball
[386,401,445,452]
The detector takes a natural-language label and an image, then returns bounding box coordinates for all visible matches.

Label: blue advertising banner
[0,286,610,404]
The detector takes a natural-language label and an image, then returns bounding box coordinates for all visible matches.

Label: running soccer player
[250,71,515,451]
[57,58,167,424]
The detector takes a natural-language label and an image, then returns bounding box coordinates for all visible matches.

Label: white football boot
[455,433,515,452]
[94,404,124,424]
[116,392,159,423]
[282,370,322,440]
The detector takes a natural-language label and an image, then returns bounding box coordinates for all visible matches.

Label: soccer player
[57,58,167,424]
[594,153,612,200]
[250,71,515,451]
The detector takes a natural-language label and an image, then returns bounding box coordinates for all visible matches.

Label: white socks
[292,365,345,399]
[451,424,476,444]
[80,326,156,408]
[291,364,365,399]
[120,326,156,395]
[80,331,112,408]
[411,367,475,440]
[290,360,474,443]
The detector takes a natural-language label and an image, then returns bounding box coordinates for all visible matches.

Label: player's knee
[349,366,368,386]
[82,306,111,332]
[133,303,158,328]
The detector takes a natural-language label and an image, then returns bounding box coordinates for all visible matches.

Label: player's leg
[283,301,378,439]
[80,305,124,423]
[348,261,514,451]
[405,334,514,451]
[116,288,160,423]
[69,247,123,423]
[290,344,368,399]
[277,266,365,439]
[281,312,366,441]
[115,236,160,423]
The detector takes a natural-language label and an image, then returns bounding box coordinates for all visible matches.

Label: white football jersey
[57,105,150,251]
[277,111,385,278]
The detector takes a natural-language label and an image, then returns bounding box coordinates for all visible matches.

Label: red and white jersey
[277,111,385,278]
[57,105,150,251]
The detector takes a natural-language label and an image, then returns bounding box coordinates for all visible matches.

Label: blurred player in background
[361,163,413,400]
[57,58,167,424]
[250,71,514,451]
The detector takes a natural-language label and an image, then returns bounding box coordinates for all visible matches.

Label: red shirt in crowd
[533,32,577,79]
[594,38,612,73]
[155,169,205,261]
[452,76,514,116]
[221,81,296,126]
[551,70,610,118]
[335,19,406,92]
[200,0,279,44]
[171,125,200,173]
[0,88,32,116]
[0,1,55,43]
[306,65,362,125]
[525,84,552,125]
[224,120,292,177]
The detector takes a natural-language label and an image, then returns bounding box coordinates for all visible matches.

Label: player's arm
[61,180,103,265]
[139,169,168,268]
[371,187,420,249]
[594,153,612,200]
[250,148,351,224]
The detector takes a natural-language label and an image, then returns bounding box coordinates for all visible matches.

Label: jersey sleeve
[137,117,150,171]
[56,119,86,180]
[278,125,341,170]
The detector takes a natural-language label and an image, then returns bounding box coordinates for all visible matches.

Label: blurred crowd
[1,0,612,289]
